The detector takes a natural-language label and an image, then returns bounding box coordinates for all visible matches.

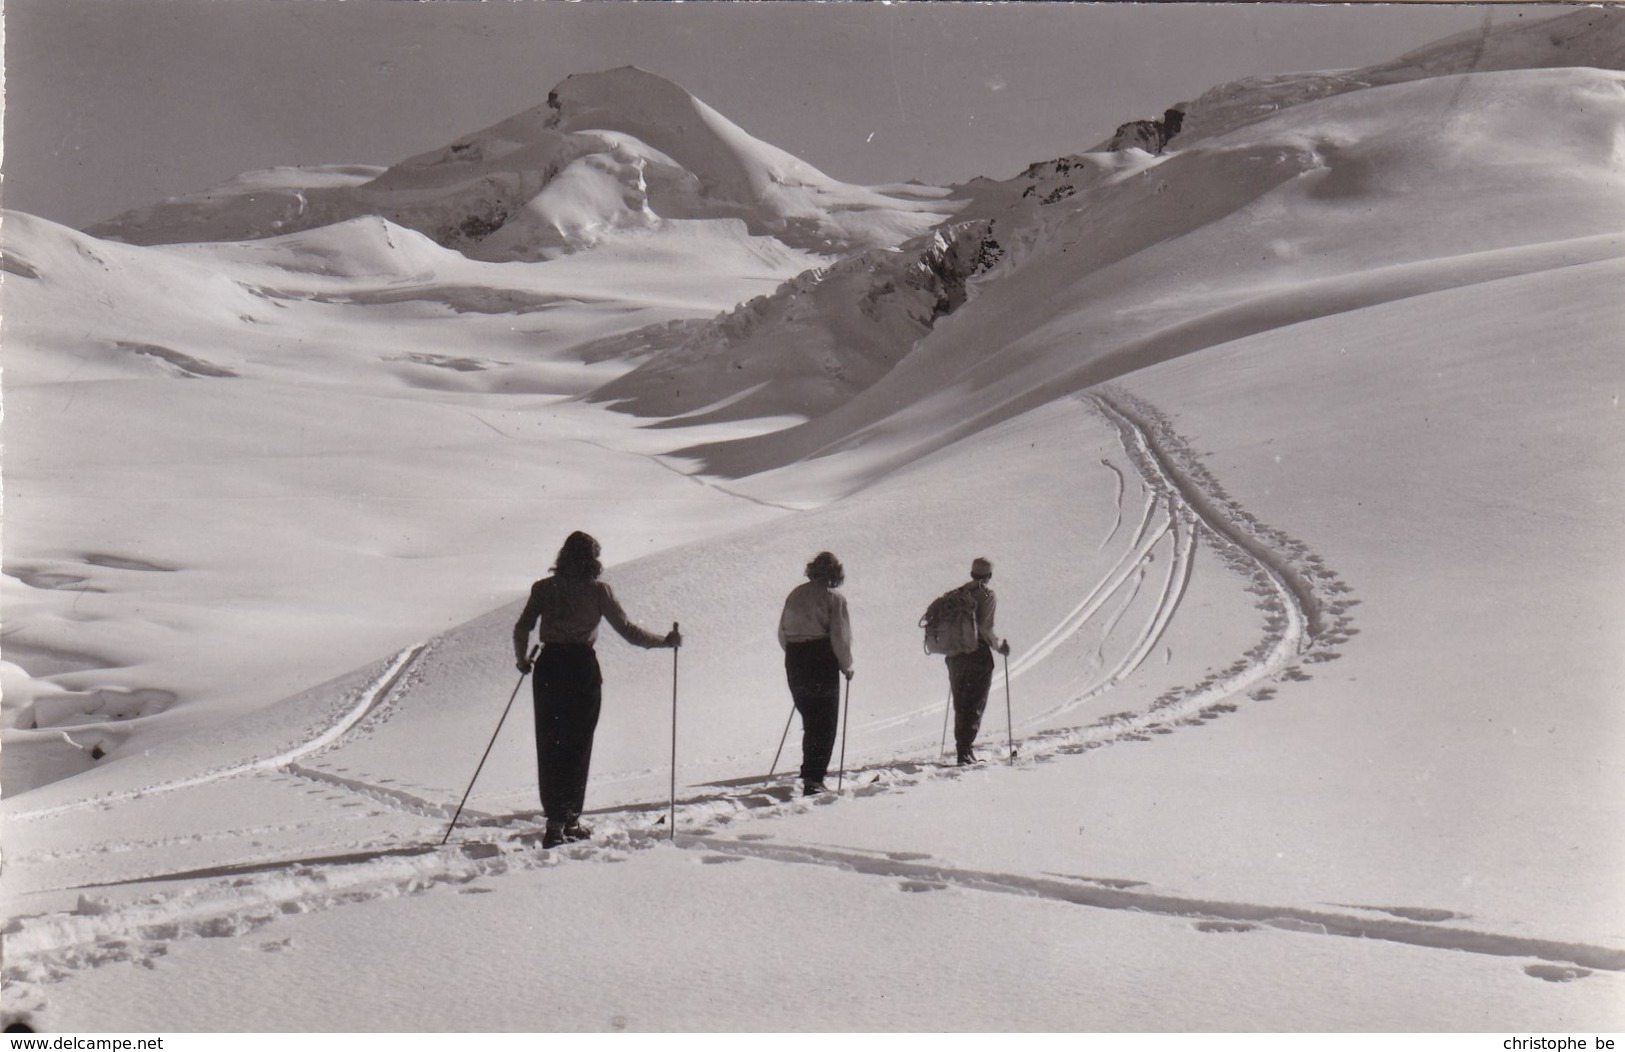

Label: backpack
[919,585,979,656]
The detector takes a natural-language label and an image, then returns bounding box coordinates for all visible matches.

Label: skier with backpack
[920,557,1010,765]
[777,551,855,797]
[512,531,681,848]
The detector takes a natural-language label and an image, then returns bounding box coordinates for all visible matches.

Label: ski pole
[442,644,538,846]
[1003,648,1016,765]
[668,622,680,840]
[939,691,952,760]
[768,703,795,778]
[836,675,852,790]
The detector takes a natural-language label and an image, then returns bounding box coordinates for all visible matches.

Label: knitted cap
[971,557,993,579]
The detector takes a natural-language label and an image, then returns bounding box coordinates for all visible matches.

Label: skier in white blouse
[777,551,854,796]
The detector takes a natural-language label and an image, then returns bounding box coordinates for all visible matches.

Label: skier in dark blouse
[513,531,679,848]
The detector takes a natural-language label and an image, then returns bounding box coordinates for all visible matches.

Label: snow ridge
[585,219,1005,421]
[1115,6,1625,149]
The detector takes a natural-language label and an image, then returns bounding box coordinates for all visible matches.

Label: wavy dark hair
[805,551,845,588]
[552,531,603,580]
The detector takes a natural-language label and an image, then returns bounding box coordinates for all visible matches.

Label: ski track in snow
[280,763,482,823]
[0,389,1431,1000]
[686,837,1625,974]
[1097,458,1126,551]
[6,644,430,824]
[10,789,1620,991]
[862,385,1320,746]
[7,641,476,879]
[1003,389,1317,747]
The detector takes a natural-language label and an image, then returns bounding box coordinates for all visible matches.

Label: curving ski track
[8,644,429,823]
[1006,389,1317,742]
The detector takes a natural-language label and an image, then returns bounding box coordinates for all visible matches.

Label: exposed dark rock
[913,223,1004,321]
[115,342,237,379]
[450,206,510,243]
[1,254,41,279]
[1105,108,1186,155]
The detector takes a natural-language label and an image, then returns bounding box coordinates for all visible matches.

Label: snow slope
[0,202,813,798]
[1162,4,1625,148]
[585,220,1007,422]
[3,11,1622,1032]
[664,66,1625,488]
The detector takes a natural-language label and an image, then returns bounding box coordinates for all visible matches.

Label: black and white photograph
[2,0,1622,1034]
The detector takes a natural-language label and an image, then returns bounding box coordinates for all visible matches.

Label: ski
[65,836,530,891]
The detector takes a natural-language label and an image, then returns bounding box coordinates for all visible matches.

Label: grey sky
[3,1,1546,229]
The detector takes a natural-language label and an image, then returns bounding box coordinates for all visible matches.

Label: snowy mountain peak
[84,67,955,260]
[548,64,690,114]
[542,65,832,201]
[546,66,726,138]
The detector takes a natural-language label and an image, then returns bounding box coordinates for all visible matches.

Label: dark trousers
[785,639,840,783]
[946,644,995,755]
[532,644,603,821]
